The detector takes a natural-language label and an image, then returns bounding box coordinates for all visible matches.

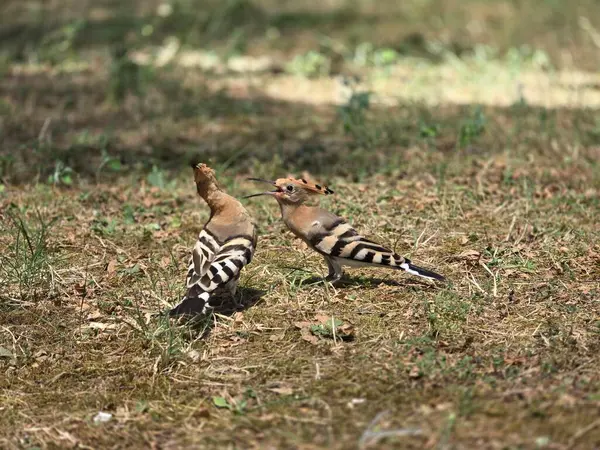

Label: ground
[1,1,600,449]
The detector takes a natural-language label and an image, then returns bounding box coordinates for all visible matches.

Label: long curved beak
[243,191,277,199]
[243,177,280,199]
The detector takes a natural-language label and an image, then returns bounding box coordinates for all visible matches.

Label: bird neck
[196,181,230,212]
[278,201,307,224]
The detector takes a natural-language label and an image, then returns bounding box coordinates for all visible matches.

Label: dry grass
[1,153,598,448]
[2,1,600,449]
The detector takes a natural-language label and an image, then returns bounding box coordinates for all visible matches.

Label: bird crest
[245,176,334,198]
[274,177,334,195]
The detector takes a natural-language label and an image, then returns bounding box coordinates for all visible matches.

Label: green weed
[286,50,330,78]
[424,290,471,339]
[0,208,56,306]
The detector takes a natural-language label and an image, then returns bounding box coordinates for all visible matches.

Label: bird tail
[168,291,212,316]
[398,258,445,282]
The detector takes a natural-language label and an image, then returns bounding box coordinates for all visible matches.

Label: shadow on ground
[2,64,599,187]
[300,274,442,290]
[167,286,266,317]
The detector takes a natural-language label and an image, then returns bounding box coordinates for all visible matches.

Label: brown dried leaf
[409,365,421,379]
[107,259,117,275]
[457,249,481,260]
[300,327,319,345]
[268,386,294,396]
[86,322,117,331]
[314,314,330,324]
[86,310,103,321]
[269,332,285,342]
[338,323,355,337]
[159,256,171,268]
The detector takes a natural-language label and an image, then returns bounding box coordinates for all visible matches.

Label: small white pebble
[93,411,112,424]
[347,398,366,408]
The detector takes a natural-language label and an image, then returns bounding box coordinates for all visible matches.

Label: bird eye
[286,185,294,192]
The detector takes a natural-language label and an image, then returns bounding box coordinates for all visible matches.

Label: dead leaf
[338,323,355,337]
[457,249,481,260]
[86,322,117,331]
[269,333,285,341]
[409,365,421,378]
[86,310,103,321]
[314,314,330,324]
[295,321,319,343]
[268,386,294,396]
[299,327,319,345]
[107,259,117,275]
[187,350,201,362]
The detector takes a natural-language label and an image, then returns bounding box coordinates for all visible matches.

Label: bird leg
[225,278,243,309]
[324,256,343,283]
[227,280,238,297]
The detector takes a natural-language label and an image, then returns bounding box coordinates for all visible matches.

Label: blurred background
[1,0,600,185]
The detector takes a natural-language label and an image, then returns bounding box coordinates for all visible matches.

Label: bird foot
[324,273,343,284]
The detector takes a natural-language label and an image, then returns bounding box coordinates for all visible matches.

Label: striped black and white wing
[310,218,398,265]
[171,231,256,316]
[308,216,445,281]
[193,234,255,292]
[186,229,220,288]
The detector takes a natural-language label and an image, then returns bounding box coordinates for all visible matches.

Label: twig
[331,316,337,345]
[467,273,486,295]
[420,230,439,247]
[505,215,517,242]
[567,418,600,450]
[38,117,52,142]
[414,227,427,249]
[480,262,498,297]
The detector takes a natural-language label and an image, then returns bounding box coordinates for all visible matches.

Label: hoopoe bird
[245,177,444,283]
[169,163,257,316]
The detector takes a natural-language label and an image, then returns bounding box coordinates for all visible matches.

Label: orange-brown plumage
[169,163,257,316]
[273,177,334,196]
[245,176,444,283]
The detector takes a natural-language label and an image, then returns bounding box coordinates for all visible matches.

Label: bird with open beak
[245,176,444,283]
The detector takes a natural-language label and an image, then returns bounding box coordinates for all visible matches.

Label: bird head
[244,177,334,204]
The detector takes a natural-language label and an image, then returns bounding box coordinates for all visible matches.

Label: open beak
[243,177,281,199]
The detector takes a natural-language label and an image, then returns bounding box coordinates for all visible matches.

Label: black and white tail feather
[309,218,445,282]
[169,229,255,316]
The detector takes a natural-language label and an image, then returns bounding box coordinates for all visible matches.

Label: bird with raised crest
[245,177,444,284]
[169,163,257,316]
